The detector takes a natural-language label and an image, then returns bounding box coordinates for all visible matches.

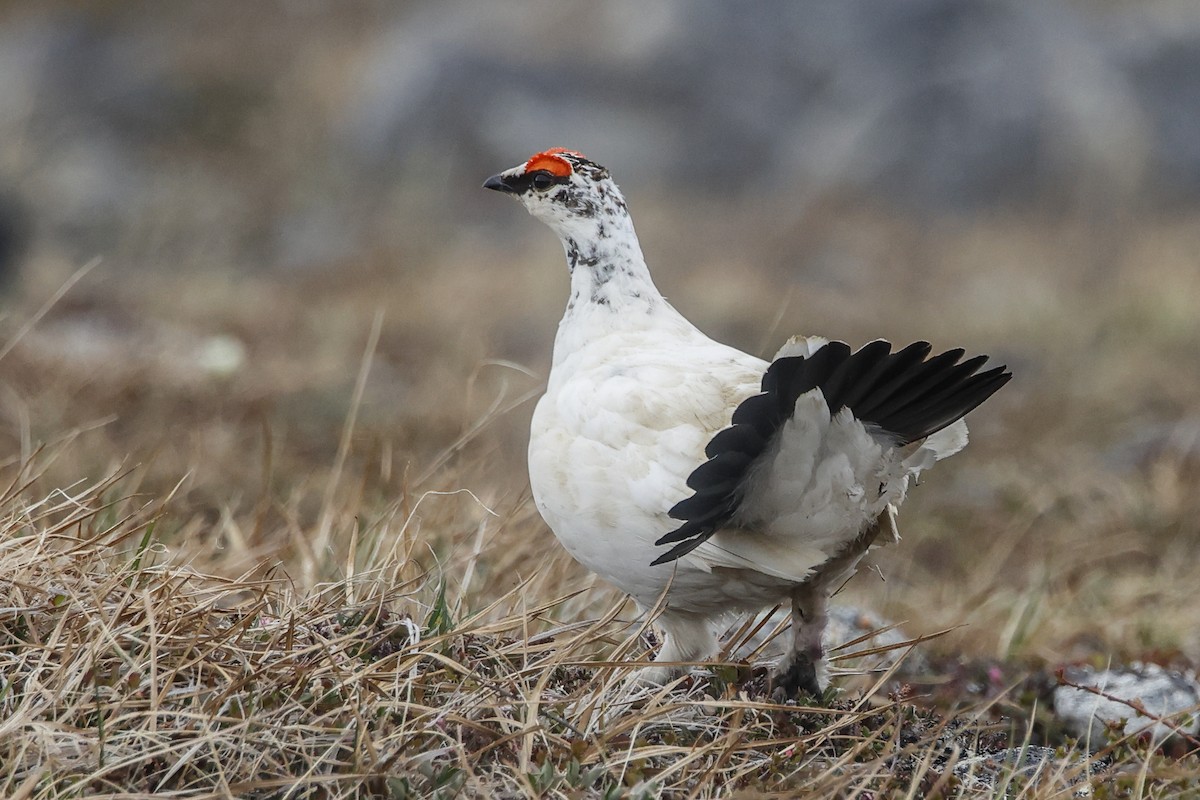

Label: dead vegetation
[0,448,1104,798]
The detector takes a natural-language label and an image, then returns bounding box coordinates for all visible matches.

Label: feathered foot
[770,582,828,701]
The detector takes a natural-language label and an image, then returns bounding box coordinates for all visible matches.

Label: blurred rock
[1109,2,1200,205]
[196,334,247,378]
[0,8,259,266]
[952,746,1085,793]
[347,0,1166,212]
[3,1,1200,275]
[1053,663,1200,748]
[0,193,31,291]
[1105,417,1200,474]
[21,311,247,387]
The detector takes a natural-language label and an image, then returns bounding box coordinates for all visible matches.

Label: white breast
[529,319,765,607]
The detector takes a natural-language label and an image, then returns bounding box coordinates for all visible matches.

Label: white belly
[528,391,693,606]
[528,381,816,615]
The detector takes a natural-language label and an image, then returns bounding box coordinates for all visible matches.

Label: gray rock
[1104,417,1200,473]
[952,746,1080,793]
[1107,2,1200,204]
[1053,663,1200,747]
[346,0,1157,211]
[6,1,1200,279]
[725,605,924,677]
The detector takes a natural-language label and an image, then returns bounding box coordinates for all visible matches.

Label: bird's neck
[560,215,661,316]
[550,216,697,370]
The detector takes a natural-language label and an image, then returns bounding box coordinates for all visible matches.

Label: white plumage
[484,148,1009,697]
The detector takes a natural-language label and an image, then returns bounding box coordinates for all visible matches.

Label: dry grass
[0,446,1102,799]
[2,207,1200,796]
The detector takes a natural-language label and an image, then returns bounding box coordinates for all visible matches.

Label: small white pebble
[197,334,246,376]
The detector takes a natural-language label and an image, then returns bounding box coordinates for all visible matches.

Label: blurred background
[1,0,1198,663]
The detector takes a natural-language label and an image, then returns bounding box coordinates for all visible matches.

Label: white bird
[484,148,1010,698]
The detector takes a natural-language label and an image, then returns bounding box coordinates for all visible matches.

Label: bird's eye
[531,171,556,191]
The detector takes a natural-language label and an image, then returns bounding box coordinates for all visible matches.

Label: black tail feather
[653,339,1011,565]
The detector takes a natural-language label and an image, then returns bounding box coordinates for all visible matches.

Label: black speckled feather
[651,340,1011,566]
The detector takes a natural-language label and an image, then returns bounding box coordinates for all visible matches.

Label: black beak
[483,173,517,194]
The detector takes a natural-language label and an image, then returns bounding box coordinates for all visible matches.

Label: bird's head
[484,148,629,242]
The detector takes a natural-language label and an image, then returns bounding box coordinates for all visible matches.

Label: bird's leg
[632,610,717,686]
[771,510,894,701]
[772,583,827,699]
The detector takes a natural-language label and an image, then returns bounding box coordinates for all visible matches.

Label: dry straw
[1,445,1114,799]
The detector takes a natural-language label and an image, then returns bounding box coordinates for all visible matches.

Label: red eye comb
[524,147,581,177]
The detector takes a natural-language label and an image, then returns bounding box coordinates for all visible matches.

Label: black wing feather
[822,339,892,412]
[730,393,783,437]
[704,424,767,459]
[653,339,1011,565]
[854,347,961,422]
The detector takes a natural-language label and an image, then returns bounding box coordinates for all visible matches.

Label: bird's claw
[769,653,824,703]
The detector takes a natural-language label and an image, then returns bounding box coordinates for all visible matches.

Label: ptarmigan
[484,148,1010,698]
